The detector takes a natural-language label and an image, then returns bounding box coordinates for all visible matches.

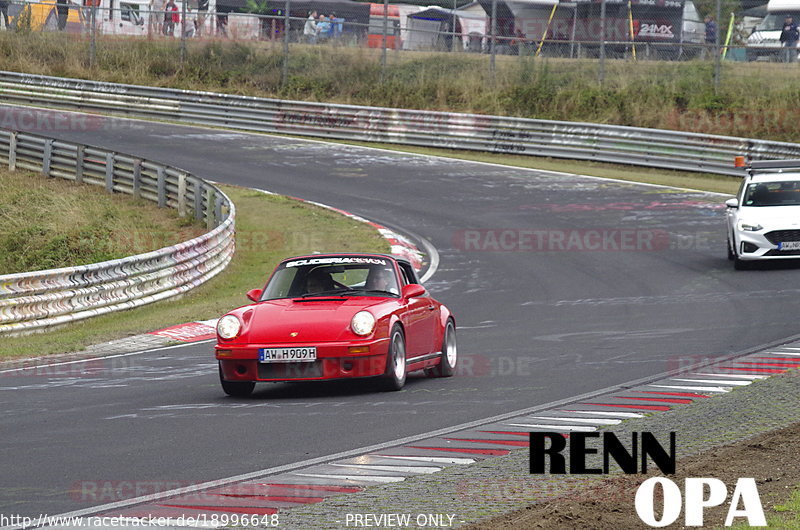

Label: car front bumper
[734,230,800,260]
[216,338,391,382]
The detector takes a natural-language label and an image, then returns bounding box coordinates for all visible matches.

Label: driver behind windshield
[305,268,335,294]
[366,266,399,294]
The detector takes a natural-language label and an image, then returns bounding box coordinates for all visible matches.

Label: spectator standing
[303,10,317,43]
[316,14,331,40]
[217,12,228,37]
[703,15,716,59]
[780,15,799,62]
[56,0,69,31]
[0,0,9,30]
[163,0,178,36]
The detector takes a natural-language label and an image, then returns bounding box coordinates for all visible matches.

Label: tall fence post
[713,0,721,92]
[490,0,497,76]
[42,139,53,177]
[599,0,606,85]
[381,0,388,74]
[89,4,97,68]
[9,132,17,171]
[181,0,187,64]
[105,152,115,193]
[281,0,290,88]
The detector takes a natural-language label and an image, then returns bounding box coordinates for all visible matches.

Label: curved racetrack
[2,106,799,518]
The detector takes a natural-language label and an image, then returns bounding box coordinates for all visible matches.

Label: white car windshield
[743,181,800,207]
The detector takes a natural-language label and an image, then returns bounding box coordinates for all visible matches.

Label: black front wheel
[219,363,255,397]
[426,319,457,378]
[379,326,407,391]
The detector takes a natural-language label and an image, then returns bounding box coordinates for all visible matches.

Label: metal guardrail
[0,127,236,336]
[2,70,800,177]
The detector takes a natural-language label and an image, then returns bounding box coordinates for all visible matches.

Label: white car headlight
[217,315,242,340]
[351,311,376,336]
[737,221,763,232]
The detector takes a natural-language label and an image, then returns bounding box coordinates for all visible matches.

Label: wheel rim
[445,325,457,367]
[392,332,406,380]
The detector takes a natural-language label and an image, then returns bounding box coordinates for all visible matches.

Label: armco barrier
[0,128,235,336]
[2,70,800,176]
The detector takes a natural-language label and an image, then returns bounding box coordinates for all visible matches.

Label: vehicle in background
[746,0,800,61]
[404,6,487,52]
[726,159,800,269]
[679,0,705,56]
[6,0,85,31]
[475,0,707,58]
[367,3,401,49]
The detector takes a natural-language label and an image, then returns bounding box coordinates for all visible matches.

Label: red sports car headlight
[351,311,376,336]
[217,315,242,340]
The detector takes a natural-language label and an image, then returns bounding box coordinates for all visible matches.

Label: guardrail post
[75,145,84,184]
[105,152,115,193]
[215,195,223,226]
[177,173,187,217]
[9,132,17,171]
[157,167,167,208]
[133,159,142,200]
[206,188,215,230]
[42,140,53,177]
[194,179,203,222]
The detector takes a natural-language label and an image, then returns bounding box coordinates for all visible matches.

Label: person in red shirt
[163,0,179,36]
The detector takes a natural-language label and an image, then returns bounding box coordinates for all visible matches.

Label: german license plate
[259,347,317,363]
[779,241,800,250]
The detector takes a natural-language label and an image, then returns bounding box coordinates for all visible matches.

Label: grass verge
[0,168,204,275]
[0,184,389,360]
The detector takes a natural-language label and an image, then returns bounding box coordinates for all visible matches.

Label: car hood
[230,297,394,344]
[740,205,800,229]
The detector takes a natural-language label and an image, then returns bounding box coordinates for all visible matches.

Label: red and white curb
[44,338,798,527]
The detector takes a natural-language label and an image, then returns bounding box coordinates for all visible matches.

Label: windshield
[743,181,800,206]
[261,257,400,300]
[758,12,800,31]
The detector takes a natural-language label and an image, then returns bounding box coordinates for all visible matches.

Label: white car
[726,160,800,269]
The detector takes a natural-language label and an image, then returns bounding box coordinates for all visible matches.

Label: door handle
[428,305,436,311]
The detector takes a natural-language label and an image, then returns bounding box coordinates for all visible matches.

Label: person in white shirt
[304,10,318,43]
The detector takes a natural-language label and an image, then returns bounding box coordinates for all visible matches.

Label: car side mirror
[725,198,739,209]
[246,288,263,302]
[401,284,426,299]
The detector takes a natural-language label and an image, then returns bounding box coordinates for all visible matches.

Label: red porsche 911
[215,253,456,396]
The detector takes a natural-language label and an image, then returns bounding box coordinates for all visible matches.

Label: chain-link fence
[0,0,798,92]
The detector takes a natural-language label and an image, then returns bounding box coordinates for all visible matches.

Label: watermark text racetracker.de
[453,228,716,252]
[1,356,134,378]
[0,514,279,528]
[0,108,138,133]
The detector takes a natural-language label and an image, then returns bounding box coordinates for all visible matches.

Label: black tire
[219,362,255,397]
[426,319,457,378]
[379,325,406,391]
[734,256,750,270]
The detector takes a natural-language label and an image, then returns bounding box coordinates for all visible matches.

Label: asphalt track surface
[2,106,800,519]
